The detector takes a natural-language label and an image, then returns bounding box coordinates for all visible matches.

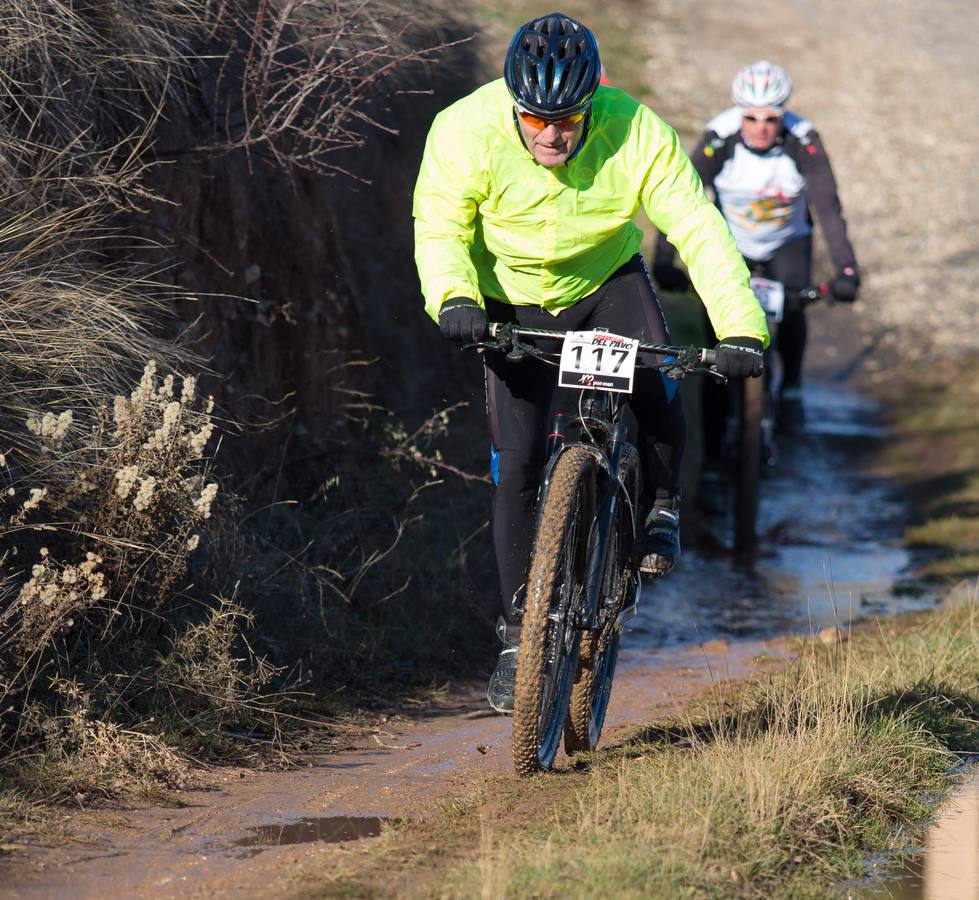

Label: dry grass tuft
[449,602,979,898]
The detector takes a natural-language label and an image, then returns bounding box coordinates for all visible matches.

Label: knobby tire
[512,446,594,776]
[564,447,639,755]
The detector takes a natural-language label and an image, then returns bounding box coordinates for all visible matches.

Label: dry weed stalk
[382,402,490,485]
[197,0,467,175]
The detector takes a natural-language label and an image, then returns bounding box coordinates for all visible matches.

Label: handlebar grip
[701,349,716,366]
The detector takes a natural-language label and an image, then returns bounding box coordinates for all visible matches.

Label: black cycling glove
[714,337,765,379]
[830,267,860,303]
[438,297,488,342]
[652,262,689,293]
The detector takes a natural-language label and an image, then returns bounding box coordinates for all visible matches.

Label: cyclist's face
[740,107,783,152]
[516,111,586,167]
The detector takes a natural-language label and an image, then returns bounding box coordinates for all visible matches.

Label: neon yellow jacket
[412,79,769,345]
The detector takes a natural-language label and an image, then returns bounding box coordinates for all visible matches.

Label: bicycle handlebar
[484,323,717,367]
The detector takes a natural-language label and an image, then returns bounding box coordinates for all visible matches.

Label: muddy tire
[564,629,621,754]
[734,375,763,552]
[512,446,594,777]
[564,449,637,755]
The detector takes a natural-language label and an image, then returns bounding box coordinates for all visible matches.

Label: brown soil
[0,639,787,898]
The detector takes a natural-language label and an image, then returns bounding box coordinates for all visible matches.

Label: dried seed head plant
[0,360,224,744]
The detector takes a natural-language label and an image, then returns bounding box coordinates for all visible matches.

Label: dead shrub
[0,360,268,790]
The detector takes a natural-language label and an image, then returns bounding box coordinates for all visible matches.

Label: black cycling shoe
[635,505,681,576]
[487,619,520,714]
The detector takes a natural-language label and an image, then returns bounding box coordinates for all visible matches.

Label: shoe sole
[638,558,678,577]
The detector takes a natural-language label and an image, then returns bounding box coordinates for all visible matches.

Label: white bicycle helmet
[731,60,792,111]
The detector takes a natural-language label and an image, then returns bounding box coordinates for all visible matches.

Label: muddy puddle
[228,816,388,856]
[849,764,979,899]
[630,378,937,652]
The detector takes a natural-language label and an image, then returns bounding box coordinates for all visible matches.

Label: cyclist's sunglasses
[742,113,783,124]
[516,109,587,131]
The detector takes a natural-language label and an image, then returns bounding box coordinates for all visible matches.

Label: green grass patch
[0,790,67,849]
[879,359,979,583]
[437,603,979,898]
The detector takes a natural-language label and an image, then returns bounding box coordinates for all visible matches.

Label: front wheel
[564,448,638,755]
[512,446,594,776]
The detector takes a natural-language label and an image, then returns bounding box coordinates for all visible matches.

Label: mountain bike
[724,280,827,550]
[472,324,716,775]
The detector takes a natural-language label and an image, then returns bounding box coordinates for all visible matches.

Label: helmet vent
[504,13,601,117]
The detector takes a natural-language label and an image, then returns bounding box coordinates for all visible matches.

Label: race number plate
[558,330,639,394]
[750,276,785,323]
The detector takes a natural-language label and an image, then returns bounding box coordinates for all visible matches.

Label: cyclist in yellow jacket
[413,12,769,713]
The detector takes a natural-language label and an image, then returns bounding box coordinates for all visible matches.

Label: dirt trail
[4,0,977,896]
[2,640,783,899]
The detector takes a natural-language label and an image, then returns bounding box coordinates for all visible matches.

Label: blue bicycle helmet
[503,13,601,118]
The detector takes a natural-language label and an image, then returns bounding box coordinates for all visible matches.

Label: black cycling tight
[483,254,684,623]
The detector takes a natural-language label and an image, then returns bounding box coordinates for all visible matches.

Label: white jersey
[704,107,815,262]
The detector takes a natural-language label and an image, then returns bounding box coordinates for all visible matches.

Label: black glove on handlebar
[652,262,689,293]
[714,337,765,379]
[830,267,860,303]
[438,297,488,342]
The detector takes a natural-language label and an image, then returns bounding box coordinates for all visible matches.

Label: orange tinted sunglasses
[517,109,586,131]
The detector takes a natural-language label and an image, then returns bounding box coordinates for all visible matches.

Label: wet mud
[1,639,786,899]
[229,816,388,855]
[851,763,979,899]
[650,373,935,649]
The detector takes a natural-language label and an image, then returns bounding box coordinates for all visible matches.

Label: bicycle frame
[535,394,638,633]
[477,324,715,632]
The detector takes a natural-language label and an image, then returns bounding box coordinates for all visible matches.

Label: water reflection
[632,380,936,649]
[232,815,387,850]
[854,769,979,899]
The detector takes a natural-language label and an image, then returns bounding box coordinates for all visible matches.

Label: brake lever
[707,367,728,384]
[461,339,508,352]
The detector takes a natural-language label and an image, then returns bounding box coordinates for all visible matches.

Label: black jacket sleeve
[796,130,858,272]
